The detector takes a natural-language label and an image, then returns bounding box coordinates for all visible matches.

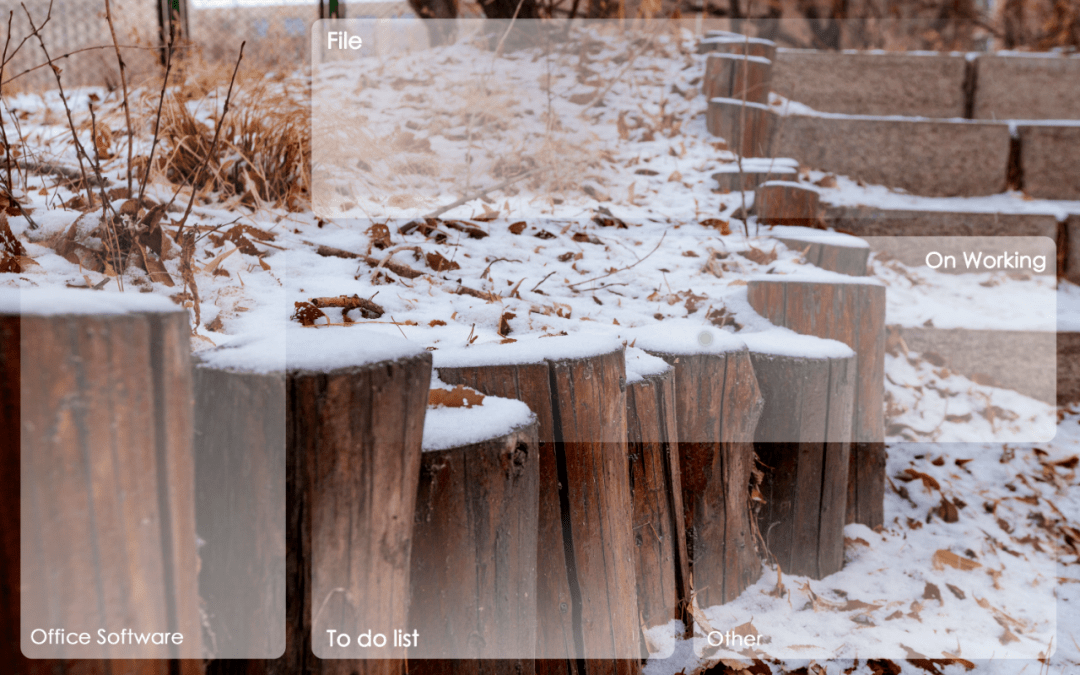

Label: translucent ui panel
[17,290,285,659]
[311,18,703,222]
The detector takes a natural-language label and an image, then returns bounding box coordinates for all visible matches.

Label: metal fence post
[158,0,190,61]
[320,0,344,19]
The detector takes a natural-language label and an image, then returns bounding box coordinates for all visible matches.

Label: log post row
[632,329,765,609]
[437,340,640,675]
[197,330,431,675]
[408,389,540,675]
[742,333,855,579]
[747,277,887,528]
[624,354,690,635]
[0,290,202,671]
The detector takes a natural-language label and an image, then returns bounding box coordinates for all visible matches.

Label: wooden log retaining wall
[743,335,855,579]
[747,277,887,529]
[437,344,640,675]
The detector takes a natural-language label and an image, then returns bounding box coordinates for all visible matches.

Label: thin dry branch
[174,41,246,237]
[568,231,667,288]
[22,1,94,205]
[104,0,133,194]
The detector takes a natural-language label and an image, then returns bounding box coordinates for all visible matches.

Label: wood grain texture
[408,420,539,675]
[626,368,689,632]
[193,366,286,660]
[703,53,773,104]
[644,348,764,608]
[3,309,204,674]
[706,99,776,158]
[747,279,886,529]
[439,348,641,675]
[750,352,854,579]
[285,352,431,675]
[755,183,820,228]
[13,310,199,661]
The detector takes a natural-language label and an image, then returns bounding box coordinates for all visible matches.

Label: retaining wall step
[821,205,1061,239]
[774,115,1011,197]
[895,326,1058,404]
[973,54,1080,121]
[1018,124,1080,201]
[772,50,969,118]
[1061,332,1080,405]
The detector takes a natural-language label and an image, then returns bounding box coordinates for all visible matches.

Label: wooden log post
[291,335,431,675]
[703,53,773,104]
[624,353,690,635]
[192,362,286,660]
[742,334,855,579]
[698,36,777,62]
[408,388,540,675]
[436,339,640,675]
[766,227,871,277]
[706,98,776,159]
[632,327,765,609]
[712,164,797,193]
[0,291,201,667]
[755,181,821,228]
[747,278,887,529]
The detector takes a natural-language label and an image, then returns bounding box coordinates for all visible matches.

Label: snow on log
[747,276,887,529]
[703,53,773,105]
[707,98,776,158]
[624,349,690,633]
[698,36,778,62]
[408,382,539,672]
[631,322,765,607]
[436,338,640,675]
[743,331,856,579]
[764,224,870,277]
[1,290,201,663]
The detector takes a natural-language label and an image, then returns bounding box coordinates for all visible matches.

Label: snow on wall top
[0,288,181,316]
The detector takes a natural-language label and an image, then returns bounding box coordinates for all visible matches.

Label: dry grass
[152,52,311,211]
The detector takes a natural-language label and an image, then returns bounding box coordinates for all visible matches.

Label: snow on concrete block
[771,50,969,118]
[1017,124,1080,200]
[972,53,1080,121]
[774,115,1011,197]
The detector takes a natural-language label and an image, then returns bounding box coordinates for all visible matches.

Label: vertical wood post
[3,293,201,668]
[743,339,855,579]
[193,364,286,660]
[408,414,540,674]
[438,345,641,675]
[755,182,821,228]
[747,278,887,528]
[706,98,776,158]
[640,343,764,608]
[625,365,690,633]
[704,53,773,104]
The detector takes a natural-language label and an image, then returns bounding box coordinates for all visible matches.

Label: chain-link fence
[0,0,417,92]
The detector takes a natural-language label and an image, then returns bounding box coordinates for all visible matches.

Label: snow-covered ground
[3,20,1078,674]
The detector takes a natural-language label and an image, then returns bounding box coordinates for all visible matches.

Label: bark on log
[408,418,540,675]
[704,53,773,104]
[772,236,870,277]
[625,367,689,633]
[755,182,821,228]
[2,301,203,670]
[438,347,641,675]
[706,98,776,158]
[294,352,431,675]
[642,346,764,608]
[193,365,286,659]
[747,279,886,528]
[747,349,855,579]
